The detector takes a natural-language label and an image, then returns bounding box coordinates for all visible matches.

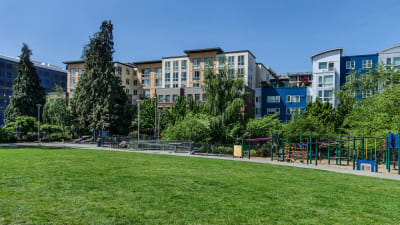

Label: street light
[36,104,42,142]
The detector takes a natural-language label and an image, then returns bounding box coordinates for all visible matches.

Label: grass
[1,147,400,224]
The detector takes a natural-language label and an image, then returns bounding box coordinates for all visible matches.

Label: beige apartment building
[63,60,137,104]
[133,47,272,109]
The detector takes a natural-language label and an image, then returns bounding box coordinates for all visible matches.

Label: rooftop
[183,47,223,54]
[133,60,162,65]
[311,48,343,60]
[0,54,66,73]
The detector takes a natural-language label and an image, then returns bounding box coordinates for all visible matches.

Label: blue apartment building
[255,86,308,122]
[0,54,67,124]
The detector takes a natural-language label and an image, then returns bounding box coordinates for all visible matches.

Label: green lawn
[1,147,400,224]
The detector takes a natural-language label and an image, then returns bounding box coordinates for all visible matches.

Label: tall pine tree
[4,44,46,124]
[71,20,132,135]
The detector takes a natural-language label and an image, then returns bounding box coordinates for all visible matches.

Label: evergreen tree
[4,44,46,124]
[71,20,132,135]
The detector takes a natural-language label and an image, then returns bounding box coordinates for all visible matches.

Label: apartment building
[63,60,137,104]
[0,54,67,124]
[378,44,400,67]
[134,47,268,109]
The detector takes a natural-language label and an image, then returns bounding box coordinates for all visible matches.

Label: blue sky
[1,0,399,73]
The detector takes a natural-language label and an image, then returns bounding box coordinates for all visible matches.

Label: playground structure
[240,131,400,175]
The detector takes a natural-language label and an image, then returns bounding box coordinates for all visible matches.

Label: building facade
[63,60,137,104]
[255,86,308,121]
[0,54,67,124]
[134,47,269,109]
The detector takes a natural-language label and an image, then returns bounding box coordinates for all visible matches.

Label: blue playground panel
[358,160,375,172]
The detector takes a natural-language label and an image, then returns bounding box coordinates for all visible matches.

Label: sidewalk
[3,142,400,181]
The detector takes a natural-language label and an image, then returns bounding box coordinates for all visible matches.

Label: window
[155,68,162,77]
[126,89,130,94]
[70,69,76,78]
[319,62,327,70]
[205,58,213,68]
[181,60,187,70]
[386,58,392,65]
[256,108,262,114]
[394,57,400,66]
[193,59,200,69]
[255,96,260,103]
[158,95,164,103]
[228,68,235,76]
[319,75,333,88]
[362,60,372,69]
[126,79,130,85]
[165,95,171,103]
[155,79,162,87]
[165,84,170,88]
[267,96,280,103]
[187,94,193,99]
[267,108,280,115]
[173,84,179,88]
[165,73,170,82]
[324,90,333,102]
[133,90,137,95]
[328,62,334,71]
[134,80,137,85]
[237,68,244,76]
[195,94,201,101]
[228,56,234,66]
[116,66,122,75]
[173,72,179,82]
[193,83,200,87]
[362,89,373,98]
[324,75,333,87]
[218,57,225,67]
[193,71,200,81]
[142,68,150,78]
[238,55,244,66]
[346,61,355,69]
[287,96,300,103]
[141,90,150,98]
[142,79,150,87]
[286,108,301,115]
[173,61,179,71]
[173,95,178,102]
[165,61,171,71]
[181,72,187,81]
[126,68,130,75]
[78,68,83,75]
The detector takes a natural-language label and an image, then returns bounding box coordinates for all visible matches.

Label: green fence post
[277,134,280,161]
[375,157,378,173]
[248,141,251,159]
[347,137,350,165]
[306,138,309,165]
[315,139,318,166]
[271,134,274,161]
[240,137,244,159]
[282,138,285,162]
[361,136,364,160]
[352,136,356,170]
[309,135,312,164]
[339,136,342,165]
[328,144,330,165]
[335,146,338,165]
[300,134,302,162]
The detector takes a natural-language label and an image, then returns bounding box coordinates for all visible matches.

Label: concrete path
[3,142,400,181]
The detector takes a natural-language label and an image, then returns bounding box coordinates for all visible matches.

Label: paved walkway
[3,142,400,181]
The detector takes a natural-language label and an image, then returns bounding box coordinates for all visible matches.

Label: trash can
[96,138,102,147]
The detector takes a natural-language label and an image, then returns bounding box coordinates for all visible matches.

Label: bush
[0,127,16,142]
[163,113,211,143]
[4,116,37,135]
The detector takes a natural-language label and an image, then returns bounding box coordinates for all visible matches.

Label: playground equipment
[240,136,278,159]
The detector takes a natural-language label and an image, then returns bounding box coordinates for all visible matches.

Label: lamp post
[36,104,42,142]
[152,94,158,139]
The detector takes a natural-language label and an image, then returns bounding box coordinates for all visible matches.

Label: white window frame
[267,108,280,115]
[238,55,244,66]
[362,60,372,69]
[319,62,327,70]
[287,95,300,103]
[346,61,355,69]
